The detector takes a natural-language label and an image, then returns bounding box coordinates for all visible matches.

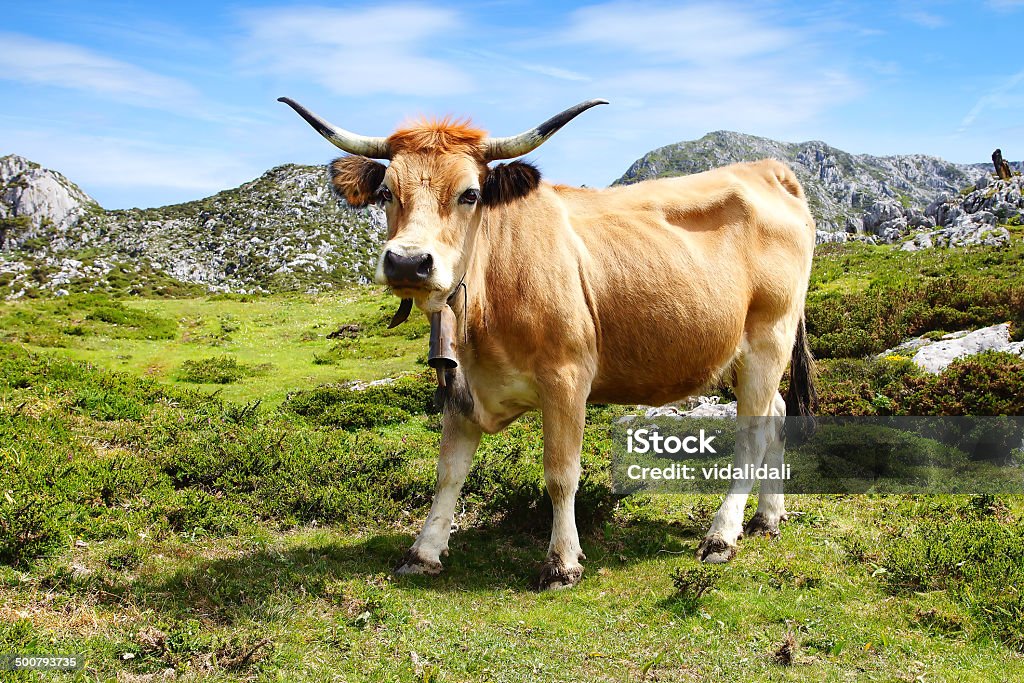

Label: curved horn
[278,97,391,159]
[484,99,608,161]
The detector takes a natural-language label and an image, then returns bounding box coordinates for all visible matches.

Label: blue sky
[1,0,1022,209]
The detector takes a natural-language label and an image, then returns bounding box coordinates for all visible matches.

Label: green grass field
[0,288,430,405]
[2,240,1024,681]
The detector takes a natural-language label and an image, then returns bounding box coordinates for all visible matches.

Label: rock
[346,377,397,391]
[0,155,95,236]
[682,400,738,418]
[816,229,848,244]
[628,395,738,421]
[863,198,907,234]
[885,323,1024,374]
[898,175,1021,251]
[616,131,994,241]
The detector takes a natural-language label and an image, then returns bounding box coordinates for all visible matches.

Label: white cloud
[4,127,259,208]
[563,2,793,63]
[958,69,1024,133]
[236,4,471,97]
[547,2,859,136]
[0,32,199,109]
[902,10,947,28]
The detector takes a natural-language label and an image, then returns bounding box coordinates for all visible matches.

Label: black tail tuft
[785,317,818,444]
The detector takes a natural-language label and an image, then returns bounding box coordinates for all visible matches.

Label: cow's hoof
[697,534,738,564]
[394,549,443,576]
[537,558,584,591]
[744,512,782,539]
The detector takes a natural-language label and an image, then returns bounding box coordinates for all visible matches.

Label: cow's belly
[586,291,746,406]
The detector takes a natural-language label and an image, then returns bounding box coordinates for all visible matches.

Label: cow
[281,97,817,590]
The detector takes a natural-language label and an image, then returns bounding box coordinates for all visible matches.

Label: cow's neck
[455,187,572,371]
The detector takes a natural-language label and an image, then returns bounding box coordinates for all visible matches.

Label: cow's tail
[784,316,818,443]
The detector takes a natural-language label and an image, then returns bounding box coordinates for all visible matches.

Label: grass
[0,288,430,405]
[2,238,1024,681]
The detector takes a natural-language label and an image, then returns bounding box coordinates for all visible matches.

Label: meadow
[1,239,1024,681]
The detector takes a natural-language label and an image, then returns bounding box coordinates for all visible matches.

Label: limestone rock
[881,323,1024,374]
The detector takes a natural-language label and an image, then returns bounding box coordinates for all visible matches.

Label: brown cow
[281,97,817,589]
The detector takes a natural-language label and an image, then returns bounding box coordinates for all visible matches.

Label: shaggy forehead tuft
[387,117,488,156]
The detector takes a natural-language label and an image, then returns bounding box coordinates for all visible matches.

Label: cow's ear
[482,160,541,206]
[330,156,387,208]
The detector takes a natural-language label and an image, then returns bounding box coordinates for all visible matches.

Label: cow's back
[554,160,814,405]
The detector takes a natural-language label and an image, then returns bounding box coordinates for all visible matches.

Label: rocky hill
[616,130,1020,235]
[2,134,1021,298]
[0,154,383,298]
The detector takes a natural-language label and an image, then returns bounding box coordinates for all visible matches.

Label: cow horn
[278,97,391,159]
[484,99,609,161]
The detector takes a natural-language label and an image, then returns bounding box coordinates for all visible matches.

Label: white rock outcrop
[881,323,1024,374]
[0,154,94,237]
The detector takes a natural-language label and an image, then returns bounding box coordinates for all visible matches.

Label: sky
[1,0,1022,210]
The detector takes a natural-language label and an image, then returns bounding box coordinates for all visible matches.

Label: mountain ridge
[1,133,1020,298]
[615,130,1018,232]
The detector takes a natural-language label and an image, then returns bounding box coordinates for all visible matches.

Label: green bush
[177,355,256,384]
[281,374,436,429]
[814,353,1024,417]
[670,564,721,607]
[85,301,177,340]
[0,491,66,567]
[461,417,616,532]
[807,241,1024,359]
[894,351,1024,416]
[881,498,1024,650]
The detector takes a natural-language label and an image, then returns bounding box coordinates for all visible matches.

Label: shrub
[281,374,437,429]
[807,242,1024,359]
[177,355,251,384]
[461,417,616,532]
[670,565,721,611]
[85,301,177,340]
[881,499,1024,650]
[0,492,66,567]
[893,351,1024,416]
[105,544,147,571]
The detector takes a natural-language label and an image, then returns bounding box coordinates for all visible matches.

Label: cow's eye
[459,189,479,205]
[377,186,393,203]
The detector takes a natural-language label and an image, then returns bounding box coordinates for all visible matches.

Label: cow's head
[280,97,607,311]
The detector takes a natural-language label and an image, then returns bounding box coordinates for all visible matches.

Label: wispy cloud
[902,9,946,28]
[236,4,470,97]
[562,2,793,63]
[0,32,199,110]
[549,2,859,133]
[4,126,261,207]
[958,68,1024,133]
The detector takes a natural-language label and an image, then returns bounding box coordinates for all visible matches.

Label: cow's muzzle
[383,250,434,287]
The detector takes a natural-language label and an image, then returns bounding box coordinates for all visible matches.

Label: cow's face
[330,142,543,311]
[280,97,607,309]
[330,148,484,310]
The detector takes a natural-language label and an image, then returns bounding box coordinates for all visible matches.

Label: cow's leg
[537,373,589,590]
[698,319,793,563]
[395,411,481,576]
[744,392,788,538]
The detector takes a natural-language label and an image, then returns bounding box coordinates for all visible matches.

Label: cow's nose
[383,250,433,285]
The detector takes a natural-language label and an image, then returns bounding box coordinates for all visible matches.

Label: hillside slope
[616,131,1018,233]
[0,155,383,298]
[2,135,1019,298]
